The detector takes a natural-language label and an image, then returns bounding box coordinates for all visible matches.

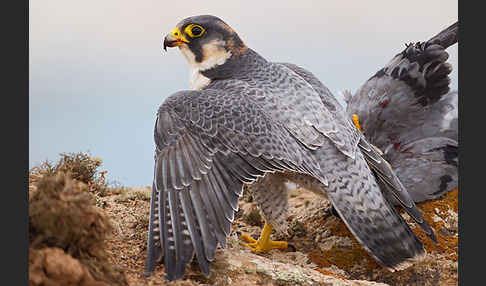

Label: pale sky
[29,0,458,187]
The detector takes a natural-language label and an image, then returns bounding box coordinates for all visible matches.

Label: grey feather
[210,157,241,211]
[167,187,194,278]
[193,176,227,249]
[205,170,235,225]
[358,135,439,238]
[320,149,426,268]
[178,188,210,276]
[427,21,458,49]
[345,22,458,150]
[385,137,458,203]
[144,181,163,276]
[279,58,435,268]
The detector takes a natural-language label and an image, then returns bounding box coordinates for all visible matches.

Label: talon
[352,114,362,132]
[239,242,251,248]
[238,223,289,253]
[287,244,297,252]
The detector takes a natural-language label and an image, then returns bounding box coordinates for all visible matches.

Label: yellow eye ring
[185,24,205,38]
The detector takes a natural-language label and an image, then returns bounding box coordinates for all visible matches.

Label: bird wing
[279,62,436,243]
[146,89,320,280]
[344,21,458,151]
[356,135,437,241]
[243,62,362,160]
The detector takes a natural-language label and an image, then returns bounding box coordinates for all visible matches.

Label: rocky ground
[28,154,458,286]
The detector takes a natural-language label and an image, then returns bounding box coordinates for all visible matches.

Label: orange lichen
[321,242,380,272]
[417,188,458,214]
[412,225,458,261]
[308,219,380,273]
[308,252,332,268]
[327,218,353,237]
[313,268,348,280]
[411,188,459,261]
[308,188,459,273]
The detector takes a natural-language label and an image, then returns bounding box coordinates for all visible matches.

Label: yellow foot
[238,223,289,253]
[352,113,362,132]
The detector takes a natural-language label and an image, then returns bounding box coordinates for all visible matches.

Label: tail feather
[321,148,427,270]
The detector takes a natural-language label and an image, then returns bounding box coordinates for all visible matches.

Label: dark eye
[191,26,202,36]
[185,24,205,38]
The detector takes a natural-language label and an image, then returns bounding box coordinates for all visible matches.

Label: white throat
[179,40,232,90]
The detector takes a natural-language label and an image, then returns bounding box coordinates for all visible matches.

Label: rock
[444,209,458,233]
[318,236,353,252]
[29,247,109,286]
[208,248,390,286]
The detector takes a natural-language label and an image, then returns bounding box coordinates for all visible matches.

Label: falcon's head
[163,15,248,73]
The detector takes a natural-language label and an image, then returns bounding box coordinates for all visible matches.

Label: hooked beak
[163,28,189,51]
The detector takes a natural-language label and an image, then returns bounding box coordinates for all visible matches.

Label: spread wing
[145,89,321,280]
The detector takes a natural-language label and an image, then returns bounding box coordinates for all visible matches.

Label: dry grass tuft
[29,152,127,286]
[29,152,109,197]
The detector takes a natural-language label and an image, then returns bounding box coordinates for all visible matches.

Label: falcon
[345,22,458,204]
[146,15,436,281]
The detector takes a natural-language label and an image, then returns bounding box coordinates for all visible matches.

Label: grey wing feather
[145,181,163,276]
[277,63,437,269]
[279,62,436,241]
[358,137,437,242]
[146,89,317,280]
[427,21,458,49]
[315,144,429,270]
[275,62,361,158]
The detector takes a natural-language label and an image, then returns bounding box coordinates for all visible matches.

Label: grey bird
[344,22,458,203]
[146,15,436,281]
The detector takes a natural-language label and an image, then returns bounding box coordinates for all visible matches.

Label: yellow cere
[184,24,205,38]
[170,28,189,43]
